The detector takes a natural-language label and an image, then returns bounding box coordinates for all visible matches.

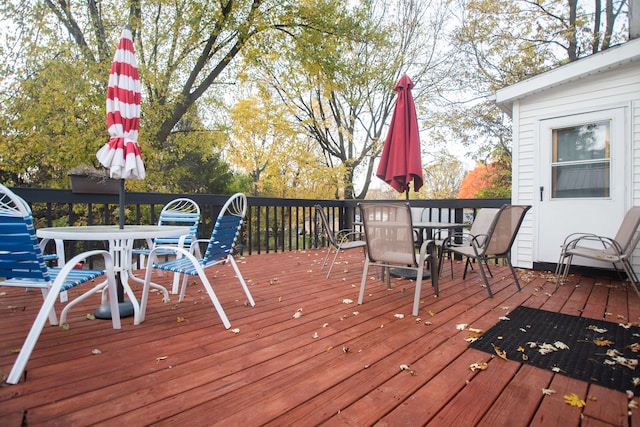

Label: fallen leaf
[342,299,354,304]
[469,362,488,371]
[176,316,185,323]
[231,328,240,334]
[456,323,468,330]
[86,313,96,320]
[594,337,614,347]
[394,314,405,319]
[492,344,507,360]
[91,348,102,355]
[542,388,556,395]
[628,343,640,352]
[563,393,586,408]
[587,325,608,333]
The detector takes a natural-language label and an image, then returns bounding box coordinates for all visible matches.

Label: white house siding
[509,60,640,270]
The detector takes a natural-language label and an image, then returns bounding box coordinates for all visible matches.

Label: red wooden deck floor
[0,249,638,426]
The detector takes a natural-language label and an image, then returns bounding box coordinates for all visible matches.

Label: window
[551,121,610,198]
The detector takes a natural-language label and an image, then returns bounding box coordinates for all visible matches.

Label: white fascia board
[495,38,640,116]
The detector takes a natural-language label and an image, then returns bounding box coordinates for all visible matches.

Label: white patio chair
[132,198,200,293]
[315,205,366,278]
[555,206,640,297]
[357,202,439,316]
[136,193,255,329]
[0,184,121,384]
[443,204,531,297]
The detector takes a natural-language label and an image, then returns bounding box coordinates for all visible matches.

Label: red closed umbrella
[376,75,423,198]
[97,25,145,228]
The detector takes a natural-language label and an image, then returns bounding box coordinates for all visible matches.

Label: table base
[95,300,135,319]
[389,267,431,280]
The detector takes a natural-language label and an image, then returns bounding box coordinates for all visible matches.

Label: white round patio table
[37,225,192,320]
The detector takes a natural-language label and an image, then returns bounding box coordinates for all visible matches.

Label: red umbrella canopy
[96,25,145,180]
[376,75,423,195]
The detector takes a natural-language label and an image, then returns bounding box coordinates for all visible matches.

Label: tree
[0,0,354,191]
[427,0,629,168]
[243,0,453,199]
[458,159,511,198]
[421,150,465,199]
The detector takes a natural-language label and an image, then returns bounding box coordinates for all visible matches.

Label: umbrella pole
[95,177,135,320]
[119,179,125,229]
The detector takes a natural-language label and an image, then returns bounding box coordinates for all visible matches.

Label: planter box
[69,174,120,194]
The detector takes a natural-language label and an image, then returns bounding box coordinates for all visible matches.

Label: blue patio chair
[136,193,255,329]
[132,198,200,293]
[0,184,121,384]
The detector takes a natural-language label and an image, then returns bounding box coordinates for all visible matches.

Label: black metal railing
[12,187,510,259]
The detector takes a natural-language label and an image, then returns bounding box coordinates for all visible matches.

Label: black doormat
[468,305,640,393]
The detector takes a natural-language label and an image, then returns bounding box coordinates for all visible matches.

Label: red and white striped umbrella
[96,25,145,180]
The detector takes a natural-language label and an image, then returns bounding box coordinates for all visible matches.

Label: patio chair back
[202,193,247,266]
[360,203,416,267]
[154,198,200,246]
[484,205,531,257]
[613,206,640,256]
[468,208,500,247]
[0,184,120,384]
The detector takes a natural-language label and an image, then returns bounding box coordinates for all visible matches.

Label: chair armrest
[442,231,475,247]
[336,229,365,244]
[564,234,623,254]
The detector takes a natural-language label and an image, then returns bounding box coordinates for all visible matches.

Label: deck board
[1,249,638,426]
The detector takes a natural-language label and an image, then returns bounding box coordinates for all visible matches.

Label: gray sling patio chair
[555,206,640,298]
[439,208,499,279]
[443,204,531,297]
[315,205,366,279]
[357,202,439,316]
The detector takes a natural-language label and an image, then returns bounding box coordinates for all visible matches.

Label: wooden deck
[1,249,638,426]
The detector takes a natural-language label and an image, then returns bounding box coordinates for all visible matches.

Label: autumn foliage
[458,162,511,198]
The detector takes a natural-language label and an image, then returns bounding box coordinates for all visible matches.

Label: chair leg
[227,255,256,306]
[506,256,522,291]
[358,256,371,305]
[412,263,424,316]
[6,282,63,384]
[476,256,493,297]
[193,263,231,329]
[326,247,341,279]
[320,247,332,271]
[621,259,640,299]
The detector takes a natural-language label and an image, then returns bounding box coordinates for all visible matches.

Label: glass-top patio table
[36,225,193,320]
